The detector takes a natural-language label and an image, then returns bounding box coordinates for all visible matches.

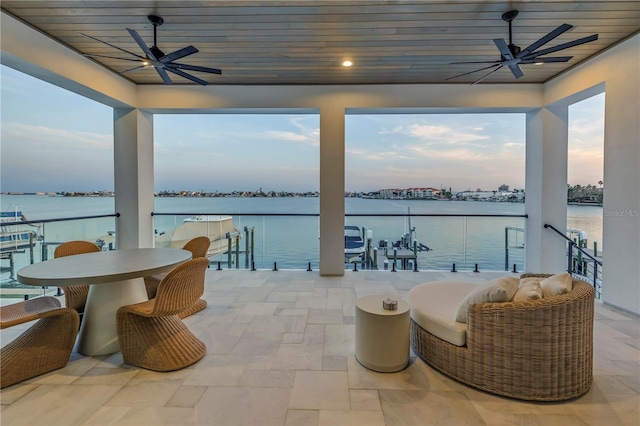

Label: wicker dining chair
[117,257,208,371]
[1,297,79,388]
[144,236,210,318]
[54,240,101,316]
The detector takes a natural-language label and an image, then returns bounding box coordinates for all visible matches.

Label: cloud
[2,123,111,150]
[261,116,320,146]
[264,130,317,145]
[361,151,411,161]
[502,141,525,148]
[405,145,492,161]
[406,123,490,145]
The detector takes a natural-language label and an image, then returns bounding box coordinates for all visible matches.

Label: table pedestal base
[76,278,148,356]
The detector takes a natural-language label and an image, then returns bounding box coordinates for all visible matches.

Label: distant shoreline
[2,192,606,206]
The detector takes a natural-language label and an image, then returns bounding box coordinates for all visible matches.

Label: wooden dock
[384,248,417,270]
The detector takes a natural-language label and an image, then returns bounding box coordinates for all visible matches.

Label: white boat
[345,225,366,258]
[155,215,240,259]
[1,210,38,253]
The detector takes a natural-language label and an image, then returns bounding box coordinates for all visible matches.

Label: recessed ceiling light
[342,60,353,67]
[534,62,544,66]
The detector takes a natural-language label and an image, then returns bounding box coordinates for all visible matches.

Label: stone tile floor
[1,270,638,425]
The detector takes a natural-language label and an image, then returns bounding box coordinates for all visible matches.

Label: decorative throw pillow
[513,278,544,302]
[540,273,573,298]
[454,277,519,323]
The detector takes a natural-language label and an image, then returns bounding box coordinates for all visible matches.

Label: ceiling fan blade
[519,56,573,64]
[493,38,514,60]
[446,64,500,80]
[472,65,504,85]
[508,64,524,79]
[155,67,173,84]
[121,65,146,74]
[166,63,222,75]
[80,33,145,59]
[166,67,209,85]
[82,53,143,62]
[525,34,599,58]
[160,46,198,63]
[126,28,157,61]
[517,24,573,59]
[449,60,502,65]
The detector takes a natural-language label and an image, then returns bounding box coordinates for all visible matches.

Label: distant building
[378,187,441,199]
[498,184,510,192]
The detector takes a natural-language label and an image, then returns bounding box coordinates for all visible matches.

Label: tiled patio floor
[1,270,638,425]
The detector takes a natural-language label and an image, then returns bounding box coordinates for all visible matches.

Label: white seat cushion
[409,281,479,347]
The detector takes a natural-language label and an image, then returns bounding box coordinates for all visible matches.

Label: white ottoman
[355,295,410,372]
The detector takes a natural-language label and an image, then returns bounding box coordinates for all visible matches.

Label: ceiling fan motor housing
[150,46,165,59]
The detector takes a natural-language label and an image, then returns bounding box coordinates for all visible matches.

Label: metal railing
[505,226,525,272]
[153,211,527,272]
[2,211,530,299]
[1,213,119,290]
[544,223,602,297]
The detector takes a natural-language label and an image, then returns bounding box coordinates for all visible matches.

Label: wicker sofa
[409,274,595,401]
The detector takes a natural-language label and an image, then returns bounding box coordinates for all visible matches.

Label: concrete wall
[1,11,136,109]
[544,34,640,314]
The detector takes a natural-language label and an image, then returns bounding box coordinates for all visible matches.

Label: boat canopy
[155,215,238,258]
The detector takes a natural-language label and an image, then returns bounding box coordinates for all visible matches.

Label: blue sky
[1,65,604,193]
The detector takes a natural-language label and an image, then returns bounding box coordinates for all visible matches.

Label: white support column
[525,105,569,273]
[600,43,640,313]
[319,105,345,275]
[113,108,155,249]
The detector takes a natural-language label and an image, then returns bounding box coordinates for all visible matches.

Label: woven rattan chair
[1,297,79,388]
[117,257,208,371]
[54,241,101,316]
[410,274,595,401]
[144,236,210,318]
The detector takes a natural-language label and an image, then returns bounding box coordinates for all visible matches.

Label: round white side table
[355,295,410,372]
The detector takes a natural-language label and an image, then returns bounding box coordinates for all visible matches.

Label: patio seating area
[0,269,637,425]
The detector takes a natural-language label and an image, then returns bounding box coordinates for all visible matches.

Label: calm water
[1,195,603,279]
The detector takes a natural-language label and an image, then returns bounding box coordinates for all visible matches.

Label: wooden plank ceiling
[2,1,639,85]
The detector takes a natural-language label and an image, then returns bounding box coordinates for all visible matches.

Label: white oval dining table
[17,248,192,356]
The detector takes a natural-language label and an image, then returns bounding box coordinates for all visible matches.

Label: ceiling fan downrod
[147,15,165,59]
[501,10,521,57]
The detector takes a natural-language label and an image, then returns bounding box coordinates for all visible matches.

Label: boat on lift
[1,210,39,253]
[345,225,366,260]
[155,215,240,259]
